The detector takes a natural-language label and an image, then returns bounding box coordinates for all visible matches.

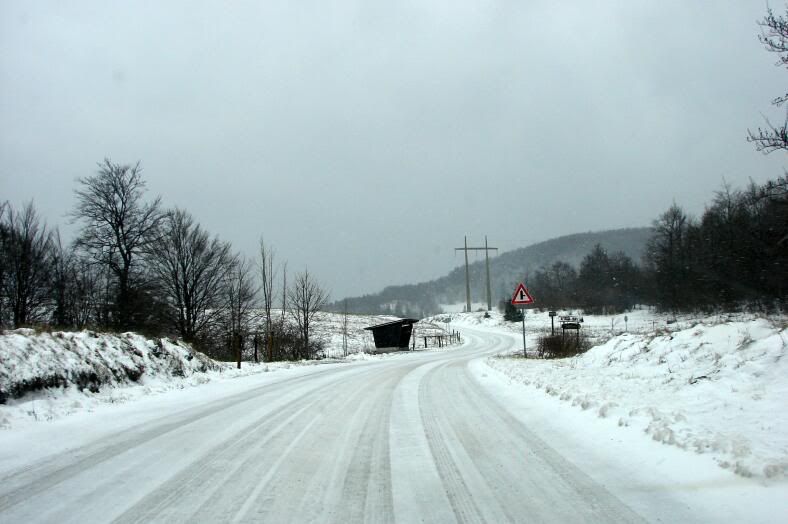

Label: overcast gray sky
[1,1,785,299]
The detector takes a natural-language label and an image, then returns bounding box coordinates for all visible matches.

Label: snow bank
[485,317,788,481]
[0,329,219,404]
[0,329,350,430]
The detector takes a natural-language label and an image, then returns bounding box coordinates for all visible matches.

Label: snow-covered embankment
[0,329,233,428]
[0,329,220,401]
[485,318,788,480]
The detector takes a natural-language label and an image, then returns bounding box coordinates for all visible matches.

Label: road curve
[0,327,644,523]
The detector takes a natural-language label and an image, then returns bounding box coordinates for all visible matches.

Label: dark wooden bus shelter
[364,318,419,353]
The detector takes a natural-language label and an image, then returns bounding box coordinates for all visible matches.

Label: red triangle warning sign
[511,282,535,306]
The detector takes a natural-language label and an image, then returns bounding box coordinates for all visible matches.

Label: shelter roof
[364,318,419,331]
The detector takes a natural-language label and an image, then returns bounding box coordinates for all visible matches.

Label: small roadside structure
[559,315,583,330]
[559,315,584,345]
[364,318,419,353]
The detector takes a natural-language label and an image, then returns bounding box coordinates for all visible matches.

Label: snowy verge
[0,329,221,402]
[470,357,788,524]
[0,329,341,430]
[481,317,788,481]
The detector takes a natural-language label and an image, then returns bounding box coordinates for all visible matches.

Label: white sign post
[510,283,535,358]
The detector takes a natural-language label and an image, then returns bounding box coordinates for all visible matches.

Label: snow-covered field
[439,301,489,314]
[451,309,788,482]
[312,312,395,357]
[314,312,454,357]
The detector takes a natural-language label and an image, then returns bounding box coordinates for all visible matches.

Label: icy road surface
[0,327,776,523]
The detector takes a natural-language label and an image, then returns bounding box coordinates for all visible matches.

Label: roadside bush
[503,301,523,322]
[537,331,591,359]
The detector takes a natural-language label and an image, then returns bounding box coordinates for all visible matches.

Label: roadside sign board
[510,282,534,358]
[511,283,535,306]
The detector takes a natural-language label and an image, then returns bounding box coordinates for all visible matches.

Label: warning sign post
[511,283,535,306]
[511,283,535,358]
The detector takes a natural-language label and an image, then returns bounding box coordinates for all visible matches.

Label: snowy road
[1,329,653,523]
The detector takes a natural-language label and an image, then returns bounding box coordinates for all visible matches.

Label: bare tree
[70,255,103,329]
[48,235,106,330]
[341,299,349,357]
[287,269,329,359]
[147,209,234,343]
[1,202,53,327]
[271,261,288,360]
[71,159,164,329]
[748,5,788,153]
[280,262,288,328]
[258,238,278,361]
[644,204,695,312]
[50,229,75,327]
[225,256,257,368]
[0,202,9,327]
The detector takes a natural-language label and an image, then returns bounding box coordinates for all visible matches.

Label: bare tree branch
[749,6,788,153]
[747,112,788,153]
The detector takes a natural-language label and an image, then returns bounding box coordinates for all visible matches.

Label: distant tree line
[0,159,329,364]
[644,178,787,312]
[500,176,787,316]
[517,244,645,315]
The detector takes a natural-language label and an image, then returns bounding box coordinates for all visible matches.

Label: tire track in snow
[111,378,344,523]
[223,364,400,523]
[389,359,456,523]
[0,364,372,518]
[112,363,397,523]
[331,366,399,524]
[456,327,645,523]
[413,327,643,523]
[419,360,511,524]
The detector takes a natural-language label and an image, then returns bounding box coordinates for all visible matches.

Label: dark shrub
[537,332,591,359]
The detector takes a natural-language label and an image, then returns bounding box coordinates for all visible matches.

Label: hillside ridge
[331,227,652,316]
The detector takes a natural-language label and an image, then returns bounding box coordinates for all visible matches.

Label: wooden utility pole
[463,236,471,312]
[455,236,499,311]
[484,236,493,312]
